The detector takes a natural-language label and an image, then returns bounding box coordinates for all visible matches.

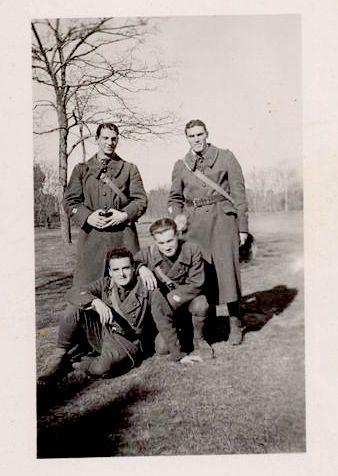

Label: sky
[34,15,302,191]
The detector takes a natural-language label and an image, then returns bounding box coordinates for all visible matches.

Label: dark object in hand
[239,233,256,263]
[99,211,113,218]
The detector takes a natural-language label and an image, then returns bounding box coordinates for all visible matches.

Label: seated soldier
[38,248,153,383]
[136,218,214,362]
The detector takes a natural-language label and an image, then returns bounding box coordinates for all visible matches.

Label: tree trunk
[79,123,87,162]
[57,104,72,243]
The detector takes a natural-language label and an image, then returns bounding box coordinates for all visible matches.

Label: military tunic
[168,144,248,305]
[135,240,209,360]
[63,154,147,286]
[60,276,151,375]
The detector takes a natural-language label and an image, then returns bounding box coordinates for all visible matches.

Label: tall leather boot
[192,315,214,360]
[228,316,243,345]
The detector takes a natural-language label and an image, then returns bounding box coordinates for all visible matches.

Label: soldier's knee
[151,289,173,317]
[188,295,209,317]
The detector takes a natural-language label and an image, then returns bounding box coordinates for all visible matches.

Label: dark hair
[106,247,134,265]
[96,122,119,139]
[149,218,177,237]
[184,119,207,135]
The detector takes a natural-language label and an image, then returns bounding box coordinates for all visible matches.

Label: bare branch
[67,134,92,156]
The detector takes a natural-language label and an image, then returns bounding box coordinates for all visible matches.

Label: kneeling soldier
[38,248,151,383]
[136,218,214,362]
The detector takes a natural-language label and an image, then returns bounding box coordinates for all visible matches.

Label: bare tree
[32,17,176,242]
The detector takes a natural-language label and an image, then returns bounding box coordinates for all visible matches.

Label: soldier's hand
[174,214,188,232]
[87,209,110,229]
[101,209,129,228]
[138,265,157,291]
[179,354,203,364]
[239,232,248,246]
[92,299,113,325]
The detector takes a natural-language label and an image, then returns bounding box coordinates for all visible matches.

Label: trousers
[150,290,209,361]
[57,304,140,376]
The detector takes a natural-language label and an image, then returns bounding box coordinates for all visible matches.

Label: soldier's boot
[154,333,170,356]
[37,347,70,386]
[191,315,214,360]
[228,316,243,345]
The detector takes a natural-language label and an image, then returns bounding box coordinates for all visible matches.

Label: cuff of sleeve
[73,206,92,229]
[238,216,249,233]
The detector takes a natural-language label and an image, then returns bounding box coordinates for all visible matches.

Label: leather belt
[185,195,226,207]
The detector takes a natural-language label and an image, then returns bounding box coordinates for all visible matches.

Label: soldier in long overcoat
[168,119,249,344]
[63,123,147,286]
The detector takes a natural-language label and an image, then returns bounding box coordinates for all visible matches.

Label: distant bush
[144,185,170,220]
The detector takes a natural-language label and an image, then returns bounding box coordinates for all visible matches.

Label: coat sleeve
[122,164,148,222]
[166,245,205,310]
[227,151,249,232]
[168,160,185,217]
[62,163,92,229]
[66,279,103,308]
[133,247,152,273]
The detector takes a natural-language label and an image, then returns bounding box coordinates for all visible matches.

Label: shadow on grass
[37,384,158,458]
[209,285,298,343]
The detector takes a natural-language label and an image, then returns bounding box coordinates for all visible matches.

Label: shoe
[228,316,243,345]
[192,338,214,360]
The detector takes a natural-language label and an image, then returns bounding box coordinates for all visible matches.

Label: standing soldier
[63,122,147,286]
[168,119,249,345]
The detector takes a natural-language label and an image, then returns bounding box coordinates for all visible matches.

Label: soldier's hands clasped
[87,209,128,229]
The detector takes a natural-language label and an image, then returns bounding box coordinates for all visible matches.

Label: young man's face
[97,128,119,156]
[185,125,208,154]
[153,228,179,257]
[109,257,134,287]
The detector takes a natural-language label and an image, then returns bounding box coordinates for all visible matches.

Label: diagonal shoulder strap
[99,172,129,206]
[183,159,234,206]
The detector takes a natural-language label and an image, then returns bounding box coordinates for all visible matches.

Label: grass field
[35,211,305,457]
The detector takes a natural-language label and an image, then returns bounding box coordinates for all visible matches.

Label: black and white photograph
[33,14,304,458]
[1,1,338,474]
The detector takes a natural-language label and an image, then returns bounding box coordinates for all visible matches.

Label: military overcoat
[63,154,147,286]
[168,144,248,305]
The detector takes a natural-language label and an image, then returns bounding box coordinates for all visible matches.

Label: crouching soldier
[135,218,214,363]
[38,248,152,384]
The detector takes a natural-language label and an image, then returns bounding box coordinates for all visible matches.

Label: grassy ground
[35,212,305,457]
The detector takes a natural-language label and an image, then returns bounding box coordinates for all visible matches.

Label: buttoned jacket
[168,144,248,232]
[66,276,150,339]
[135,240,205,310]
[63,154,147,286]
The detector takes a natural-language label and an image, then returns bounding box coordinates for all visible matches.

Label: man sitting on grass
[136,218,214,363]
[38,248,154,384]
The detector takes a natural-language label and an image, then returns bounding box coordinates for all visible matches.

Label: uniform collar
[151,240,190,266]
[184,144,219,170]
[87,153,125,179]
[103,275,148,301]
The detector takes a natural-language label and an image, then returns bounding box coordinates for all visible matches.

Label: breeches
[58,305,140,376]
[150,290,209,360]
